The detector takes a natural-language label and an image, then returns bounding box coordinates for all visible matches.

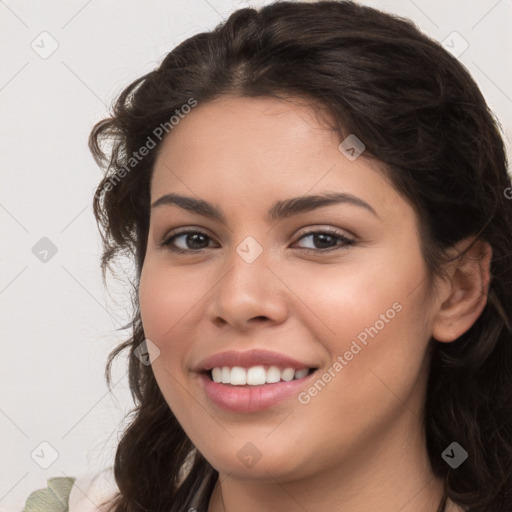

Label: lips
[193,349,319,412]
[198,369,318,413]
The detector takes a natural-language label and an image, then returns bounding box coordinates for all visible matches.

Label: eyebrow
[150,192,379,223]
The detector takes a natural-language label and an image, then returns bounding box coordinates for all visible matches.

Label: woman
[73,1,512,511]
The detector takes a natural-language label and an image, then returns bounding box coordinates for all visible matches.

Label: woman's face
[139,95,438,481]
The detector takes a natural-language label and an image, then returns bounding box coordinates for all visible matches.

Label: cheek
[138,263,199,401]
[138,263,198,413]
[139,261,200,346]
[293,252,431,403]
[287,255,410,347]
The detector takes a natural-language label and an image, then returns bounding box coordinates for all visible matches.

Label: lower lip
[198,371,316,413]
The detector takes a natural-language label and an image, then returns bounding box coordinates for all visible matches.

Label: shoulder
[21,467,118,512]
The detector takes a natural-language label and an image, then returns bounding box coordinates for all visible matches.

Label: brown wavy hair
[88,1,512,511]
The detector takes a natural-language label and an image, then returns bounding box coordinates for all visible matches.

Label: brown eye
[293,229,355,252]
[160,230,216,253]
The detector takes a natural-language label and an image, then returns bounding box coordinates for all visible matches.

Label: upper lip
[194,349,316,372]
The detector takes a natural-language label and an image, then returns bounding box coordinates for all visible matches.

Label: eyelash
[158,227,355,254]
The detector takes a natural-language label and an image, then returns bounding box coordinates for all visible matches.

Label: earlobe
[431,238,492,343]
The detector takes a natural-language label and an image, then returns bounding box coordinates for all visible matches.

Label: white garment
[67,467,118,512]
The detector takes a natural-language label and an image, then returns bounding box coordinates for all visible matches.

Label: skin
[138,95,491,512]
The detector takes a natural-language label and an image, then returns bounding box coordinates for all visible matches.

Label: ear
[431,237,492,343]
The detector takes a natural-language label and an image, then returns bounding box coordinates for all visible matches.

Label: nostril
[252,316,269,322]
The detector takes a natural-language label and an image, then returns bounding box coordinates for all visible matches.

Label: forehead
[154,95,334,168]
[149,95,404,222]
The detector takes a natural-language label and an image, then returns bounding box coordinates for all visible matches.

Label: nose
[206,242,289,331]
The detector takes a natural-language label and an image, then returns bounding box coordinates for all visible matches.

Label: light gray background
[1,0,511,510]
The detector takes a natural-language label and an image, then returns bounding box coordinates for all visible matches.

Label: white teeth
[212,367,222,383]
[247,366,266,385]
[230,367,247,385]
[266,366,281,383]
[209,365,312,385]
[294,368,309,379]
[281,368,295,382]
[221,367,231,384]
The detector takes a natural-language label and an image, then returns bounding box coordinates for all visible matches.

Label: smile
[210,365,314,385]
[199,367,318,413]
